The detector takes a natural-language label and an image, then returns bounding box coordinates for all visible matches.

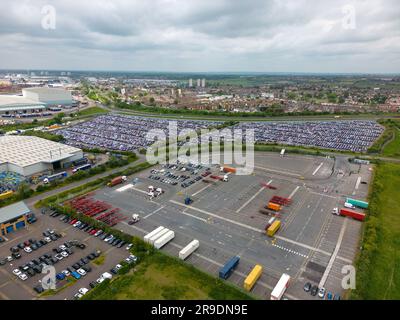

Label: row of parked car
[73,254,138,299]
[57,214,128,248]
[303,282,341,300]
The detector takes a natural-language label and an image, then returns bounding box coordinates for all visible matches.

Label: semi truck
[107,176,127,187]
[72,163,92,173]
[210,175,229,182]
[271,273,291,300]
[346,198,369,209]
[267,220,281,237]
[267,202,281,212]
[179,239,199,260]
[339,208,366,222]
[219,256,240,280]
[143,226,165,243]
[154,230,175,249]
[243,264,263,292]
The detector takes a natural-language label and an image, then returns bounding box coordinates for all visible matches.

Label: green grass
[76,106,107,116]
[92,255,106,266]
[84,253,253,300]
[382,127,400,158]
[351,162,400,299]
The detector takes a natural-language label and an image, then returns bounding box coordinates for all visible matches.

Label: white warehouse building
[0,87,74,116]
[0,136,83,176]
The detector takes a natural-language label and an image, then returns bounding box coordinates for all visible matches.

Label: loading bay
[91,152,371,300]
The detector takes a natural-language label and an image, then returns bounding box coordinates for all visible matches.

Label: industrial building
[0,87,74,115]
[0,201,31,235]
[0,136,83,176]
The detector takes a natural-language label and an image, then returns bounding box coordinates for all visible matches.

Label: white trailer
[280,149,286,157]
[143,226,165,243]
[271,273,291,300]
[179,240,199,260]
[148,228,170,245]
[154,230,175,249]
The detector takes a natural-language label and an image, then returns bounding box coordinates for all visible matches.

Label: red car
[70,219,78,225]
[89,229,97,235]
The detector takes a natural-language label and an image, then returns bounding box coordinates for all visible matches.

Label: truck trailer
[221,166,237,174]
[143,226,165,243]
[107,176,127,187]
[243,265,263,292]
[271,273,291,300]
[346,198,369,209]
[267,220,281,237]
[340,208,366,222]
[154,230,175,249]
[267,202,282,212]
[219,256,240,280]
[179,239,199,260]
[148,228,170,245]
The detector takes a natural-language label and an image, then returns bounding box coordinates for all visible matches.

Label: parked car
[311,285,319,296]
[303,282,312,292]
[318,288,326,299]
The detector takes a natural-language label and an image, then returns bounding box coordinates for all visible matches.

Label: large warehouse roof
[23,87,70,95]
[0,95,44,108]
[0,135,82,168]
[0,201,30,224]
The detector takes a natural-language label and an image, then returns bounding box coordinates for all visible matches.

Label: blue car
[326,292,333,300]
[71,271,81,280]
[56,273,66,280]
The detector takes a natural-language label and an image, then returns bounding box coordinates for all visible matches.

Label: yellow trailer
[244,264,263,291]
[267,220,281,237]
[0,191,14,201]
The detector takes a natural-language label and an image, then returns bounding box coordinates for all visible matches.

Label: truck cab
[332,207,339,215]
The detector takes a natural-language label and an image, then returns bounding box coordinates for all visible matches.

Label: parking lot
[0,210,132,300]
[90,151,372,300]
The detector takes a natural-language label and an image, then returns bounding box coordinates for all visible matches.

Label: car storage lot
[0,212,127,300]
[92,152,372,300]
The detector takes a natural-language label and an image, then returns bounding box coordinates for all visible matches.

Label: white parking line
[115,184,133,192]
[236,182,271,213]
[319,218,348,288]
[312,163,324,176]
[143,206,165,219]
[288,186,300,199]
[192,184,211,197]
[254,166,301,177]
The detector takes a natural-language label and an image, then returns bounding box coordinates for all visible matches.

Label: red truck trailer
[340,208,366,222]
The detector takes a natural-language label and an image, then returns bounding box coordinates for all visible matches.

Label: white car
[77,269,87,276]
[96,277,105,284]
[6,256,13,262]
[318,287,326,299]
[104,235,114,242]
[125,244,133,250]
[78,287,89,295]
[59,245,67,251]
[13,269,21,276]
[94,230,102,237]
[61,251,69,258]
[44,237,52,243]
[24,247,32,253]
[101,272,112,280]
[73,221,82,228]
[18,273,28,281]
[74,293,83,299]
[115,264,122,270]
[62,270,70,277]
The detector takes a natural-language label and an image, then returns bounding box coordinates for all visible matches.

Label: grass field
[76,106,107,116]
[382,127,400,158]
[351,162,400,299]
[84,253,253,300]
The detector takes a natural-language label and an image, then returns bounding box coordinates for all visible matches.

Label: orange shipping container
[267,202,281,212]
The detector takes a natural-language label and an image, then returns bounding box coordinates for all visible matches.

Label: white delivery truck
[143,226,165,243]
[271,273,291,300]
[179,240,200,260]
[154,231,175,249]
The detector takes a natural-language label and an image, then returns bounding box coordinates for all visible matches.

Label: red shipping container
[340,208,366,222]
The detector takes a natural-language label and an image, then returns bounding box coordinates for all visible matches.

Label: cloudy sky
[0,0,399,73]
